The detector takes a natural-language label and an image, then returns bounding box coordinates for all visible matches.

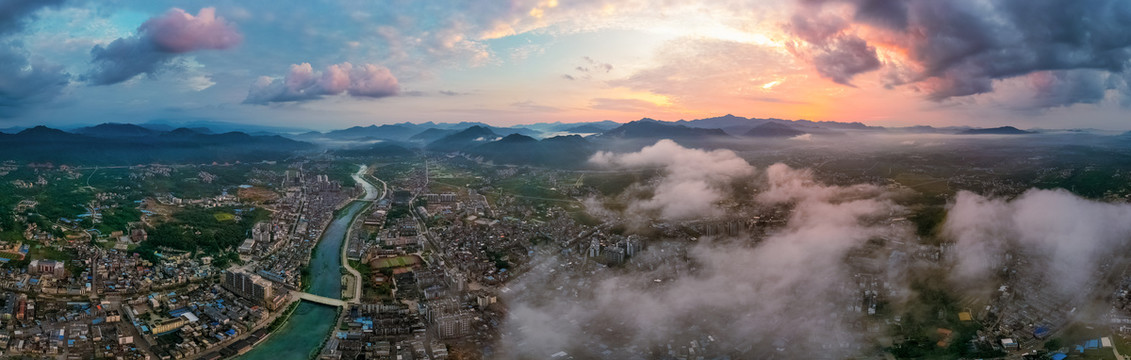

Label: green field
[370,255,421,269]
[213,212,236,222]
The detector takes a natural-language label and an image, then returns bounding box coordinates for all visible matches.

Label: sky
[3,0,1131,130]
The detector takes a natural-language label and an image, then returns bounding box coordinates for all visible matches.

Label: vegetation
[887,280,1004,359]
[267,301,301,333]
[136,206,269,261]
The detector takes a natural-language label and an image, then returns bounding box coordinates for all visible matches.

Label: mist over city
[3,0,1131,359]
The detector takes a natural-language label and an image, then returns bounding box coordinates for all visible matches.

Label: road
[340,164,386,304]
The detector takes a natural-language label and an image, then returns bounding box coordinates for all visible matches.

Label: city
[4,0,1131,359]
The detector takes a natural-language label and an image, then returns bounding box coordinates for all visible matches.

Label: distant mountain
[0,126,313,165]
[481,133,538,146]
[510,120,620,133]
[791,119,877,131]
[673,114,883,134]
[597,119,729,140]
[562,124,610,134]
[960,126,1034,135]
[137,124,213,134]
[409,128,458,143]
[674,114,761,129]
[427,126,500,152]
[469,134,595,166]
[308,122,539,143]
[744,123,807,137]
[142,119,311,134]
[332,142,414,158]
[0,126,26,134]
[323,124,421,141]
[74,123,157,137]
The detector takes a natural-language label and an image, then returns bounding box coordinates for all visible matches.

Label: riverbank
[238,165,379,360]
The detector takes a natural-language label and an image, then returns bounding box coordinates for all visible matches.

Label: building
[602,246,625,265]
[223,271,274,305]
[29,259,65,277]
[238,238,257,254]
[587,238,600,258]
[435,312,474,339]
[129,228,148,243]
[151,317,187,335]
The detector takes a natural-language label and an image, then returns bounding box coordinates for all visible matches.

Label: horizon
[3,1,1131,130]
[0,114,1106,134]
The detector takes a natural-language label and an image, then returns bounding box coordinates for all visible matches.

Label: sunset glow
[2,0,1131,130]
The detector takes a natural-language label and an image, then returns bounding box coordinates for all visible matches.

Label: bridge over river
[295,292,346,307]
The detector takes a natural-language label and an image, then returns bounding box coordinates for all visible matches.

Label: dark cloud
[0,0,70,117]
[810,36,881,86]
[84,7,242,86]
[785,13,880,86]
[791,0,1131,108]
[244,62,399,104]
[0,0,65,35]
[0,46,70,118]
[1026,70,1110,109]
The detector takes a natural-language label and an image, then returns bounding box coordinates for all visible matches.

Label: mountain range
[0,115,1066,167]
[0,125,312,165]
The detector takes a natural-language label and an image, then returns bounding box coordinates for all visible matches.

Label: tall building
[602,246,625,265]
[223,271,274,305]
[435,312,474,339]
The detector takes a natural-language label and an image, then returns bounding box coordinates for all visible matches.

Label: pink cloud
[85,7,243,85]
[245,62,399,104]
[140,7,242,53]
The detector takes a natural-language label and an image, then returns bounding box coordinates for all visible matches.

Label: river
[239,165,378,359]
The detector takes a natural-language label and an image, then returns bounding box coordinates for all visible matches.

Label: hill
[409,128,458,143]
[73,123,158,137]
[562,124,610,134]
[597,119,729,140]
[332,142,414,158]
[469,134,595,166]
[323,124,422,141]
[744,123,807,137]
[959,126,1034,135]
[673,114,883,134]
[427,126,500,152]
[0,126,312,165]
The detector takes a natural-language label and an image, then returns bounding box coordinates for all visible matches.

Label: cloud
[0,0,70,118]
[582,56,613,72]
[590,139,756,220]
[944,189,1131,299]
[0,46,70,118]
[244,62,399,104]
[784,12,881,86]
[502,152,912,358]
[789,0,1131,108]
[84,7,242,86]
[0,0,65,35]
